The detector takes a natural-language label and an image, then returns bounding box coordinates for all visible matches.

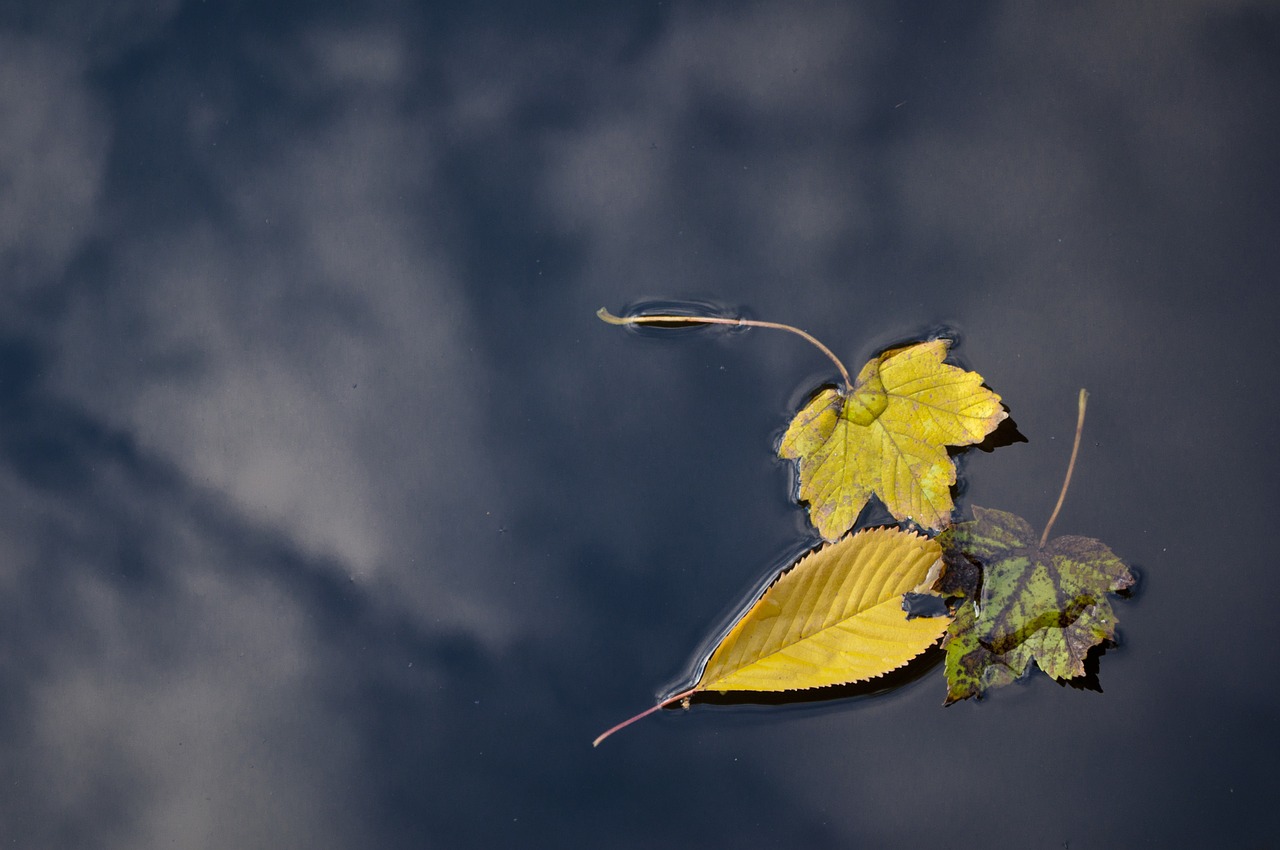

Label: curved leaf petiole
[598,307,854,392]
[592,686,698,748]
[1039,388,1089,549]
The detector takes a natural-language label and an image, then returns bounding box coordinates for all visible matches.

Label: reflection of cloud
[539,2,886,299]
[50,23,514,642]
[295,25,409,89]
[26,571,360,849]
[0,35,107,291]
[1,16,514,848]
[0,0,182,59]
[889,4,1257,265]
[0,415,367,847]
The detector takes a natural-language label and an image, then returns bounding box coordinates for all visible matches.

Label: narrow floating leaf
[594,527,951,745]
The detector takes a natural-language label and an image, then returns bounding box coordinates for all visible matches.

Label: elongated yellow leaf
[593,527,950,745]
[779,340,1006,539]
[699,526,950,692]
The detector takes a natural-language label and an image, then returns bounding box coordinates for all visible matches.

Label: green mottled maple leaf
[778,340,1006,539]
[939,506,1134,703]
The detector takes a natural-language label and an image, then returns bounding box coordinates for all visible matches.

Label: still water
[2,2,1277,847]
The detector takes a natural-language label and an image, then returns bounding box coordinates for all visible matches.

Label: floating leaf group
[594,307,1136,744]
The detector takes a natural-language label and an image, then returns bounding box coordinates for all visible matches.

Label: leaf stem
[592,686,699,747]
[598,307,854,392]
[1040,388,1089,549]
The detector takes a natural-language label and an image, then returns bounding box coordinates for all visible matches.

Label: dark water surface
[2,3,1278,847]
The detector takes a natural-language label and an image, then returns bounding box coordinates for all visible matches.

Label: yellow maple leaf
[593,527,950,745]
[778,340,1006,538]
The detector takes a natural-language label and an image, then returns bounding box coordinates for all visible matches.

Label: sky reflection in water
[1,2,1278,847]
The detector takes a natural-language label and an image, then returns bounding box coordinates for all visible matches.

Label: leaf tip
[597,307,627,325]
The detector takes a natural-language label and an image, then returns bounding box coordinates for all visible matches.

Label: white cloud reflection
[0,35,107,290]
[539,3,886,304]
[3,14,500,847]
[53,23,506,628]
[27,571,360,848]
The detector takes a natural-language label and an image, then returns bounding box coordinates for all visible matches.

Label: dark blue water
[2,2,1277,847]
